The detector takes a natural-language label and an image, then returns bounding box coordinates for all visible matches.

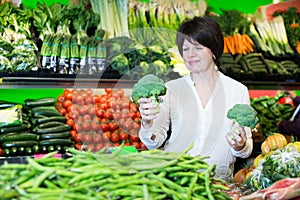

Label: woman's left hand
[226,121,247,151]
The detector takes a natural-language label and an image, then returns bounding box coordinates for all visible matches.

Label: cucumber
[0,124,29,134]
[32,145,39,153]
[11,147,18,155]
[0,101,18,109]
[2,149,10,156]
[31,106,59,113]
[32,116,66,125]
[40,132,70,140]
[0,133,38,142]
[24,98,57,108]
[39,139,73,146]
[34,124,71,134]
[37,121,67,129]
[25,147,33,155]
[32,110,62,117]
[2,141,38,148]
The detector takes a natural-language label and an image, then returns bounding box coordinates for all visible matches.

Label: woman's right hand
[138,97,160,129]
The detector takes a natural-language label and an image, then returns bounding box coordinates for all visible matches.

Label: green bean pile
[0,147,231,200]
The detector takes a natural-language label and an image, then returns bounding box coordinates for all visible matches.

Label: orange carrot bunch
[296,41,300,54]
[223,33,255,55]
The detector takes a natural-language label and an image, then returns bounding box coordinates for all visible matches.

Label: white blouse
[139,72,253,181]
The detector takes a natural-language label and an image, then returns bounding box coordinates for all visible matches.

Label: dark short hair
[175,16,224,59]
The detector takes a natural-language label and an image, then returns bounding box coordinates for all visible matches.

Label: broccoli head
[227,104,259,129]
[131,74,167,105]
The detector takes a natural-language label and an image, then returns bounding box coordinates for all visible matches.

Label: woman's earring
[212,54,216,60]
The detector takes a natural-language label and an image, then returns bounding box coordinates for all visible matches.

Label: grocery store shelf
[0,76,137,88]
[243,80,300,90]
[1,75,300,90]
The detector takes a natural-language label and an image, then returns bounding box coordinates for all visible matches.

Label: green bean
[0,163,28,170]
[44,179,59,189]
[187,173,198,200]
[147,174,186,193]
[33,169,55,187]
[205,164,215,200]
[142,184,149,200]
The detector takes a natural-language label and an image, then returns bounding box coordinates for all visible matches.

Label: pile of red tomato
[56,88,147,151]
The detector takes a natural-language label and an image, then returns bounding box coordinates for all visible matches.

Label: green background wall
[1,0,275,103]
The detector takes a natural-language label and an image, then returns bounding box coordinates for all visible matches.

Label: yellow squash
[261,133,287,155]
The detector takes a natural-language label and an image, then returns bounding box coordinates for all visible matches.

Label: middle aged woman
[138,16,253,181]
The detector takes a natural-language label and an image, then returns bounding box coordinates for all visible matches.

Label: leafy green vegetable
[227,104,259,129]
[131,74,167,105]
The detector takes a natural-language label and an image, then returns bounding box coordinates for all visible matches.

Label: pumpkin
[261,133,288,155]
[234,168,249,184]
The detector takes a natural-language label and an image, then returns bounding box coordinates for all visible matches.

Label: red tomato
[85,96,93,105]
[103,142,112,148]
[58,108,67,116]
[131,142,140,149]
[66,119,75,127]
[63,89,71,97]
[82,114,92,122]
[110,132,120,143]
[75,95,84,105]
[139,142,148,150]
[75,143,83,150]
[108,122,118,131]
[88,107,96,117]
[105,88,113,94]
[93,133,102,143]
[86,144,95,151]
[100,123,109,132]
[113,143,120,147]
[102,131,111,142]
[58,95,65,103]
[94,143,104,151]
[119,131,129,141]
[103,111,113,120]
[278,97,294,106]
[78,105,89,116]
[96,109,104,118]
[127,112,137,119]
[122,120,132,130]
[65,92,73,101]
[132,121,141,130]
[129,132,140,142]
[72,133,82,143]
[120,101,130,109]
[73,124,82,132]
[82,134,93,143]
[116,89,125,97]
[63,99,72,109]
[86,89,93,97]
[90,121,100,131]
[92,95,99,104]
[81,122,90,132]
[99,96,108,104]
[112,113,121,121]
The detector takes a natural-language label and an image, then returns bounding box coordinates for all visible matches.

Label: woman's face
[182,39,214,73]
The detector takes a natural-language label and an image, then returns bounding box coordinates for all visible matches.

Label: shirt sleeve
[278,119,300,137]
[230,86,253,158]
[138,90,171,149]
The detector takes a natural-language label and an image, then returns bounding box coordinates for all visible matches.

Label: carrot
[242,34,255,54]
[296,41,300,54]
[290,23,299,28]
[223,37,229,54]
[226,35,235,55]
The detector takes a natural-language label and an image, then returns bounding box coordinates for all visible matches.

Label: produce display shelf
[0,76,137,88]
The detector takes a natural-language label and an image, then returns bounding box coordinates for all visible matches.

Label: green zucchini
[34,124,71,134]
[40,132,70,140]
[10,147,18,155]
[2,141,38,148]
[31,106,59,113]
[0,101,18,109]
[0,124,29,134]
[37,121,67,129]
[32,145,39,153]
[32,110,62,117]
[0,133,38,142]
[24,98,57,108]
[25,147,33,155]
[2,149,10,156]
[32,116,66,125]
[39,139,73,146]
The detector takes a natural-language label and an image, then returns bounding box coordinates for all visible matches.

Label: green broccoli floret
[227,104,259,130]
[131,74,167,105]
